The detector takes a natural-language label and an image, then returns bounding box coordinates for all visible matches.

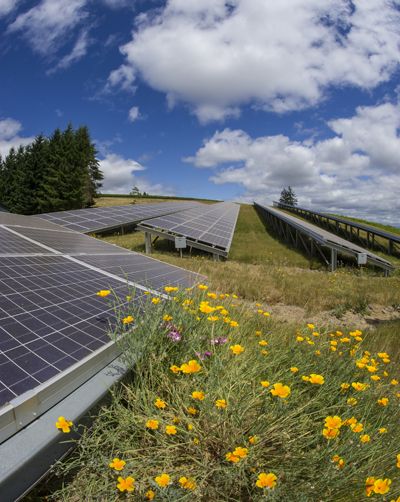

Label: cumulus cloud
[105,64,136,93]
[8,0,88,55]
[99,152,172,195]
[186,102,400,225]
[128,106,140,122]
[112,0,400,122]
[0,118,34,157]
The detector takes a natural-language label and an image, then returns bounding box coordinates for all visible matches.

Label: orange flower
[55,416,73,433]
[109,458,126,471]
[270,383,291,398]
[117,476,135,493]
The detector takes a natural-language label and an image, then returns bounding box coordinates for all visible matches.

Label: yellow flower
[256,472,277,489]
[312,331,320,337]
[352,382,368,391]
[270,383,291,398]
[187,406,198,416]
[351,423,364,433]
[260,380,270,388]
[165,425,177,435]
[206,292,217,299]
[308,374,324,385]
[170,365,181,374]
[296,336,304,342]
[377,397,389,406]
[229,320,239,327]
[180,360,201,374]
[151,297,161,305]
[371,375,381,381]
[391,379,399,385]
[347,397,357,406]
[126,295,132,301]
[360,434,371,443]
[290,367,299,373]
[249,435,258,444]
[155,473,171,488]
[55,416,73,433]
[191,391,205,401]
[109,458,126,471]
[163,314,173,321]
[146,419,159,430]
[145,489,155,500]
[207,315,219,322]
[164,286,178,293]
[366,477,376,497]
[397,453,400,468]
[341,383,350,390]
[322,428,339,439]
[373,478,392,495]
[230,344,245,355]
[193,437,200,445]
[179,476,196,490]
[263,312,270,317]
[315,350,321,356]
[187,423,194,431]
[307,323,315,329]
[378,427,387,434]
[232,446,248,458]
[122,315,134,324]
[260,349,268,356]
[225,452,240,463]
[155,398,167,409]
[258,340,268,346]
[198,284,208,290]
[96,289,111,297]
[325,416,342,429]
[215,399,227,409]
[255,330,262,336]
[117,476,135,493]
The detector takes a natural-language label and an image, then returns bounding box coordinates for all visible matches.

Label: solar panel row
[38,201,202,233]
[0,212,201,413]
[138,202,240,256]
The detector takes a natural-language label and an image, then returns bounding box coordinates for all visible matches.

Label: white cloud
[0,0,20,17]
[47,29,91,74]
[128,106,140,122]
[8,0,88,55]
[113,0,400,121]
[105,64,136,93]
[0,118,34,157]
[186,102,400,225]
[99,152,172,195]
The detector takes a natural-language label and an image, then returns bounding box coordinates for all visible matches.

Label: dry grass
[99,202,400,316]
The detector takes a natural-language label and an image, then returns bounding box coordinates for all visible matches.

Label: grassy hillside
[98,199,400,319]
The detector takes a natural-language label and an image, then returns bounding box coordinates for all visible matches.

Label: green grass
[99,202,400,317]
[45,290,400,501]
[330,215,400,236]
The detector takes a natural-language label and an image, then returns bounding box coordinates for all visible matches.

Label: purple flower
[167,329,182,342]
[195,351,212,360]
[211,337,228,346]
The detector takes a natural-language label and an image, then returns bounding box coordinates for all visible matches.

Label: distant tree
[130,186,141,197]
[279,186,298,206]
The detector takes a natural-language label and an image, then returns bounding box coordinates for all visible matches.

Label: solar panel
[0,255,142,405]
[137,202,240,257]
[0,213,202,419]
[38,201,203,233]
[254,202,393,273]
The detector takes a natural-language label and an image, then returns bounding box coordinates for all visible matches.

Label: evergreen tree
[0,124,103,214]
[279,186,298,206]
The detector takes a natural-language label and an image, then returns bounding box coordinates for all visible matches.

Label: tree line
[0,124,103,214]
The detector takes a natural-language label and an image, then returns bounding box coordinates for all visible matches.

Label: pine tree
[279,186,298,206]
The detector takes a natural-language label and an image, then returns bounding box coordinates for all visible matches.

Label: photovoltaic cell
[0,227,54,256]
[38,201,203,233]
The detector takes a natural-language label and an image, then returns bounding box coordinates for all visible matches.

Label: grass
[330,215,400,236]
[45,289,400,501]
[99,202,400,317]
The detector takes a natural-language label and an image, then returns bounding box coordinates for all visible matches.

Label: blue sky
[1,0,400,225]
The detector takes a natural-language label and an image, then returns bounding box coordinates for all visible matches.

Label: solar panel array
[255,202,394,272]
[0,212,200,412]
[275,201,400,248]
[38,201,202,233]
[138,202,240,256]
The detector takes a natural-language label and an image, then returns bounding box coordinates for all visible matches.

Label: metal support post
[330,248,337,272]
[144,232,152,254]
